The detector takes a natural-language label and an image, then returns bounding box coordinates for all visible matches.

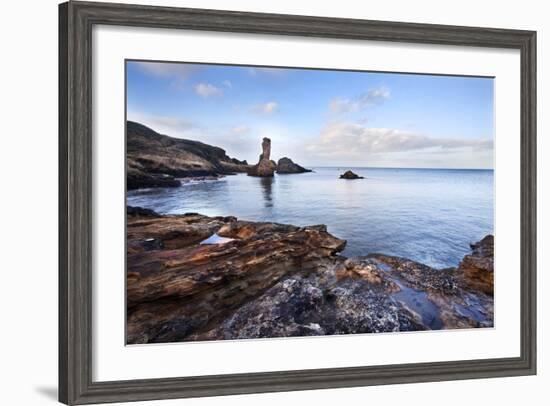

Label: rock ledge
[126,206,494,344]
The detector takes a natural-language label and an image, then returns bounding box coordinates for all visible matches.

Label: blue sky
[127,60,494,169]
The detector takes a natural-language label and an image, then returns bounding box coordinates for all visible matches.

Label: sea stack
[339,170,364,179]
[248,137,276,177]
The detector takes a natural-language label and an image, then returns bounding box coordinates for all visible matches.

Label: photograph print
[126,60,494,344]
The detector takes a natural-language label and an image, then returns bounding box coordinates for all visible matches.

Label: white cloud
[222,80,233,88]
[251,101,279,114]
[194,83,223,98]
[330,86,391,113]
[304,121,493,168]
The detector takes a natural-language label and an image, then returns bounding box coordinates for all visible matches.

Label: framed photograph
[59,1,536,404]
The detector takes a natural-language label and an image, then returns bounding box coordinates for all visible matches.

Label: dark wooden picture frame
[59,1,537,404]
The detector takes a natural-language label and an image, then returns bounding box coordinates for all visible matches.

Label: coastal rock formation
[127,172,181,190]
[339,170,364,179]
[247,138,276,177]
[456,235,494,296]
[366,253,493,329]
[276,157,312,174]
[127,121,250,190]
[126,207,494,344]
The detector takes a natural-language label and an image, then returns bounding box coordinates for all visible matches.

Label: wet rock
[248,138,276,177]
[126,210,346,343]
[127,206,160,217]
[366,254,457,294]
[127,171,181,190]
[367,239,494,329]
[457,235,494,296]
[126,210,494,343]
[276,157,312,174]
[339,170,364,179]
[141,238,164,251]
[191,263,425,341]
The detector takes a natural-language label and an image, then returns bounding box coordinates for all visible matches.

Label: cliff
[127,121,250,189]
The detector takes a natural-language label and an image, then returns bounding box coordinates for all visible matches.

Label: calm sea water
[127,167,494,269]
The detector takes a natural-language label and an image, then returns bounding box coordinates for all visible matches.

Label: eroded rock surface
[126,207,494,344]
[456,235,494,296]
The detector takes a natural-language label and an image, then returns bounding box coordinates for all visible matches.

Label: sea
[127,167,494,269]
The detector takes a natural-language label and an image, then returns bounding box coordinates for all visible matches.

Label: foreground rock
[126,207,494,343]
[366,252,493,330]
[248,137,276,177]
[276,157,312,174]
[339,170,364,179]
[456,235,494,296]
[127,121,250,190]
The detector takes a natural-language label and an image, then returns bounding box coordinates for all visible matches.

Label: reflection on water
[258,177,274,208]
[127,167,494,268]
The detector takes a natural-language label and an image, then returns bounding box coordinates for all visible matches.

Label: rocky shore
[126,207,494,344]
[127,121,250,190]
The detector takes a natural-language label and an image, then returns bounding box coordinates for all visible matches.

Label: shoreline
[126,206,494,344]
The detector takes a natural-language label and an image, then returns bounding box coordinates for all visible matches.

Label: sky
[126,60,494,169]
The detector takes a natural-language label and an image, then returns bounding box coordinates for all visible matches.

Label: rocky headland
[126,206,494,344]
[127,121,250,190]
[128,122,311,188]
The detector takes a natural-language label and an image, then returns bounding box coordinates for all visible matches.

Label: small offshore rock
[339,170,364,179]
